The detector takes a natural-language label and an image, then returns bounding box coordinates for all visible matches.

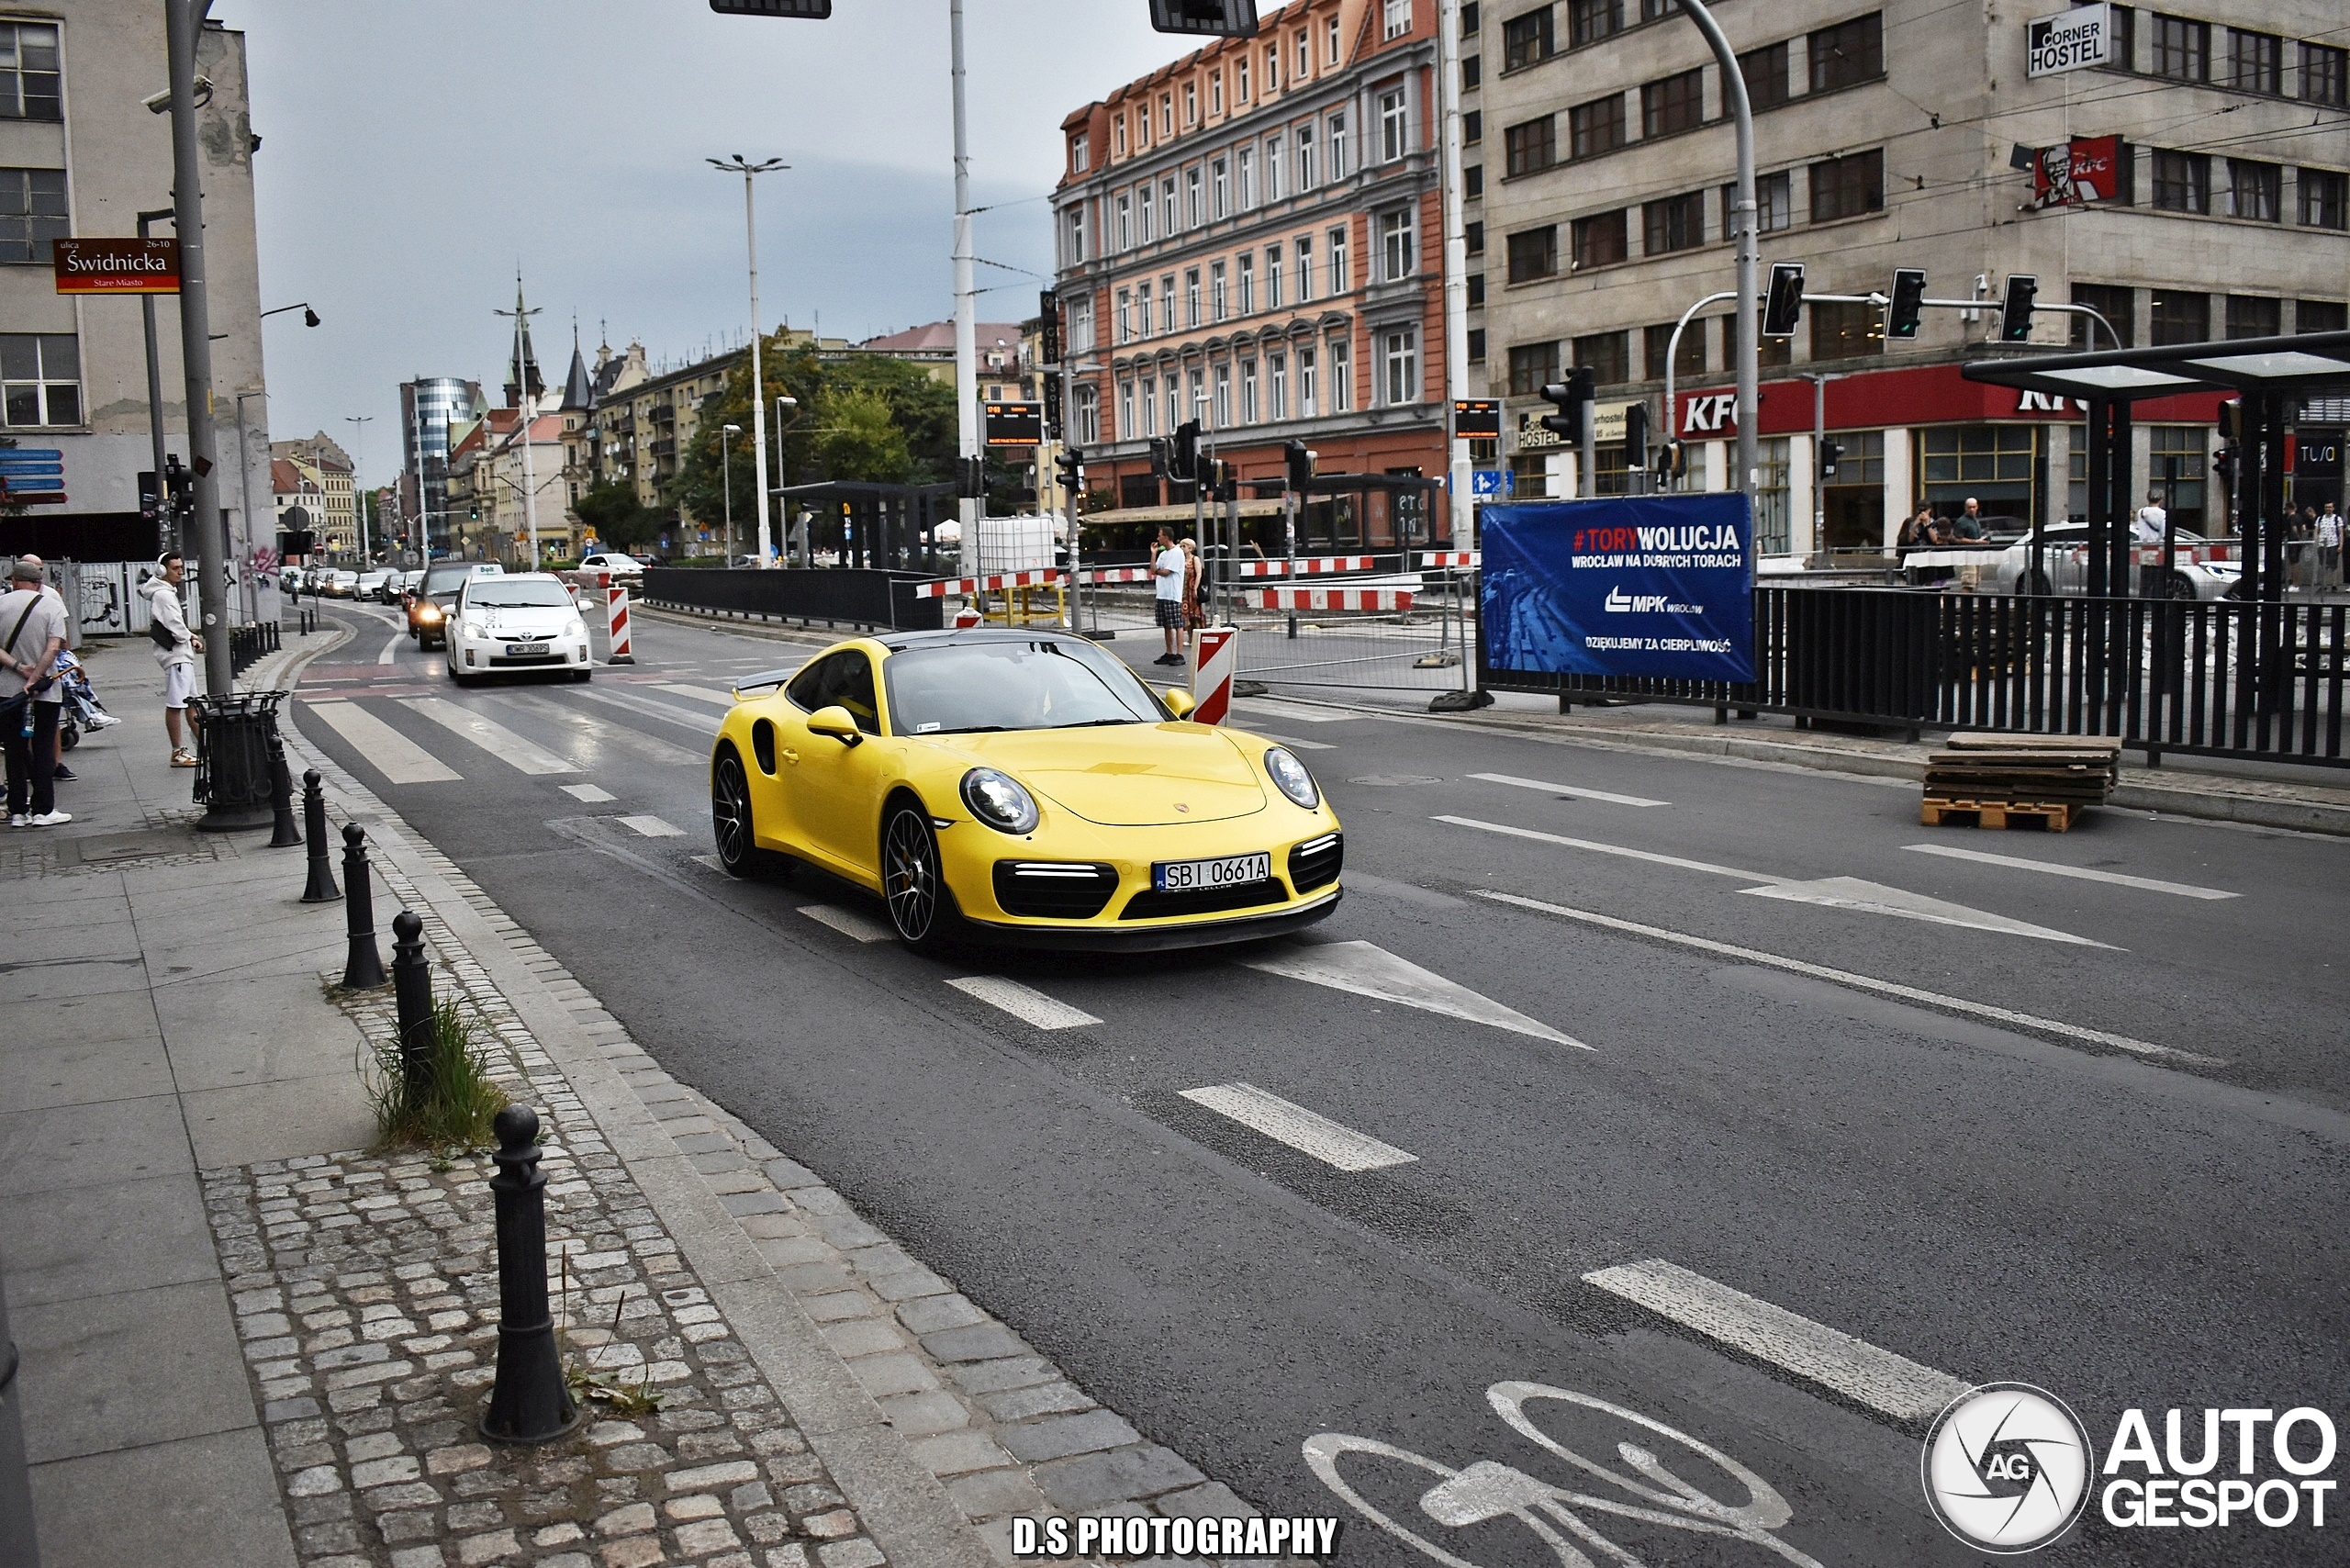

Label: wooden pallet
[1920,797,2083,832]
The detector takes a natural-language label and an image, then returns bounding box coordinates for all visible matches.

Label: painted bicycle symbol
[1304,1382,1828,1568]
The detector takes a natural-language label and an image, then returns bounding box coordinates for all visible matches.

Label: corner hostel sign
[1516,400,1640,452]
[52,238,180,294]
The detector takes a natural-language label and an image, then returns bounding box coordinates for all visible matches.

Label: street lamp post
[165,0,231,699]
[1679,0,1758,497]
[722,423,740,561]
[234,390,263,624]
[950,0,979,578]
[345,415,374,562]
[710,155,787,566]
[774,395,800,564]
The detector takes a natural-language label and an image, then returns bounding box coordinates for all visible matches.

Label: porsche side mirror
[1161,687,1197,719]
[806,705,864,746]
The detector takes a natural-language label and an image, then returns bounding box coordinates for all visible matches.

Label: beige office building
[1462,0,2349,556]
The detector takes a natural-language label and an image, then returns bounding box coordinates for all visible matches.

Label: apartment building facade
[1464,0,2349,555]
[1054,0,1453,546]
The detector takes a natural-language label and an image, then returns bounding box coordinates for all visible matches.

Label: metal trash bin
[191,689,286,832]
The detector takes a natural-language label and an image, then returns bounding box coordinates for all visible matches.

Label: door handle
[780,747,799,766]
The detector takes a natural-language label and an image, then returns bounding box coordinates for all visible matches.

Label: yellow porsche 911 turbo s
[708,629,1342,951]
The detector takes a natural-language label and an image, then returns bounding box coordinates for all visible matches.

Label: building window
[1740,42,1790,110]
[1467,329,1486,363]
[1076,385,1100,445]
[2299,299,2349,334]
[1808,13,1884,91]
[2144,425,2206,531]
[1568,0,1621,48]
[1466,163,1483,197]
[1810,299,1882,360]
[2225,295,2280,340]
[1724,171,1793,234]
[1329,17,1342,63]
[1809,150,1885,221]
[1186,268,1203,327]
[1241,358,1259,422]
[2071,282,2134,348]
[1385,0,1413,39]
[1296,235,1315,300]
[1330,112,1350,179]
[1572,330,1629,386]
[1115,194,1132,252]
[1266,135,1283,200]
[1300,28,1313,78]
[1468,274,1486,307]
[1118,379,1135,436]
[1508,341,1560,395]
[1463,2,1481,35]
[1184,82,1198,124]
[1506,225,1558,281]
[1115,117,1128,156]
[2151,149,2209,213]
[1137,279,1156,337]
[1238,146,1256,207]
[2150,289,2210,344]
[1238,251,1256,313]
[1211,70,1224,116]
[1641,69,1703,138]
[2229,28,2281,94]
[1297,122,1317,191]
[1754,438,1792,554]
[1064,205,1088,263]
[1213,363,1232,428]
[1505,116,1558,175]
[1270,353,1288,420]
[1379,208,1415,281]
[1504,7,1554,70]
[1267,243,1283,308]
[1330,338,1352,410]
[2151,14,2207,81]
[1382,326,1419,405]
[2227,160,2279,221]
[0,23,62,121]
[2300,168,2347,229]
[1186,166,1204,227]
[1641,191,1703,254]
[1329,225,1350,293]
[1568,95,1624,159]
[1070,133,1091,174]
[1237,57,1250,101]
[1116,287,1133,343]
[1571,209,1628,268]
[1465,220,1484,254]
[1299,347,1318,417]
[1162,176,1178,234]
[0,167,68,264]
[1165,374,1181,431]
[1213,158,1229,218]
[1380,88,1410,163]
[1642,321,1706,380]
[1211,261,1228,321]
[2304,42,2348,108]
[0,332,79,427]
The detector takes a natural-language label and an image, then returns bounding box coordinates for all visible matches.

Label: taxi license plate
[1153,852,1270,892]
[506,642,549,655]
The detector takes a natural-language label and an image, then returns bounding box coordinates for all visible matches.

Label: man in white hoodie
[145,552,203,767]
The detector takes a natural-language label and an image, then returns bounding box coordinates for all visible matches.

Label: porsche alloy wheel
[711,749,757,878]
[883,806,946,949]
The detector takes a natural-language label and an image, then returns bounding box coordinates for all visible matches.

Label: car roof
[872,628,1096,655]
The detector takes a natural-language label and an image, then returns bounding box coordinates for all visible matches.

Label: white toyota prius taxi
[445,572,594,685]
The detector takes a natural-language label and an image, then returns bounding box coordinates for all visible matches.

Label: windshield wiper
[1052,717,1142,728]
[930,724,1010,734]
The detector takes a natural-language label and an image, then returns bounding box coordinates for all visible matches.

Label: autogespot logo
[1922,1383,2095,1553]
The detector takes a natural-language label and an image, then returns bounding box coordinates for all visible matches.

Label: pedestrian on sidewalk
[143,552,203,767]
[9,554,79,781]
[1151,527,1186,666]
[1180,536,1204,633]
[2,555,71,826]
[2317,501,2343,591]
[2133,492,2167,544]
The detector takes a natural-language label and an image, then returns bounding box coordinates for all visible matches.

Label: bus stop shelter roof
[1961,329,2350,403]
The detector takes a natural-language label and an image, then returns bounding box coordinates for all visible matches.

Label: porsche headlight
[960,767,1039,834]
[1264,746,1320,810]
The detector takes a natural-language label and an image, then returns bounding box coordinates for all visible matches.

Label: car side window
[785,654,835,713]
[829,652,881,735]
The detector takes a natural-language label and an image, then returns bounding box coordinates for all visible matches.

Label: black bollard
[266,732,303,848]
[341,823,386,989]
[300,771,340,902]
[390,911,436,1117]
[480,1105,580,1445]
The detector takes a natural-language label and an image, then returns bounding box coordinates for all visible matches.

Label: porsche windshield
[884,640,1166,735]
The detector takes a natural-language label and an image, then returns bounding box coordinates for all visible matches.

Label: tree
[815,388,912,484]
[573,480,662,553]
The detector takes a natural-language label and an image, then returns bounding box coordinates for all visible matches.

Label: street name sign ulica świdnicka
[50,237,181,294]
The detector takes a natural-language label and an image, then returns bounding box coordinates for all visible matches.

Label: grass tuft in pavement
[364,996,509,1151]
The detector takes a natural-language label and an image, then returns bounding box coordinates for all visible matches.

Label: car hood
[917,723,1269,826]
[464,605,576,636]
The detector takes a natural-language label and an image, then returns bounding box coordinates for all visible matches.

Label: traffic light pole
[138,207,174,550]
[1677,0,1757,499]
[950,0,980,580]
[166,0,232,700]
[1436,0,1472,553]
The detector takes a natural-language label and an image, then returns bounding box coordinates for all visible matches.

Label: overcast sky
[235,0,1181,488]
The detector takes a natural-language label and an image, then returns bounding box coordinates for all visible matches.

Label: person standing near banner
[1150,527,1187,666]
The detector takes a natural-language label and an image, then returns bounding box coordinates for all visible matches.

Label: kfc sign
[2032,136,2123,208]
[1679,392,1740,438]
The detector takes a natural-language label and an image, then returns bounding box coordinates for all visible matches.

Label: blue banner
[1482,493,1755,682]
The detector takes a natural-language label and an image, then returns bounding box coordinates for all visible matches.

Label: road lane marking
[1250,730,1336,751]
[615,815,683,838]
[376,631,406,666]
[798,904,893,944]
[652,682,738,706]
[1241,938,1590,1049]
[1903,843,2238,901]
[1582,1259,1967,1424]
[1474,890,2221,1064]
[400,699,576,775]
[561,783,616,802]
[1741,877,2113,947]
[1180,1082,1418,1171]
[945,975,1101,1030]
[1435,814,1786,884]
[1231,698,1352,723]
[576,684,725,734]
[1469,772,1670,808]
[298,699,461,785]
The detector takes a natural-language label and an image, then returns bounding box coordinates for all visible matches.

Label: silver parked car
[1989,522,2241,601]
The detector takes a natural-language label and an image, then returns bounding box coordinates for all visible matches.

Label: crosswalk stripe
[945,975,1101,1030]
[616,815,683,838]
[799,904,893,943]
[1231,697,1352,723]
[299,699,460,785]
[1469,772,1670,808]
[1179,1082,1417,1172]
[400,698,576,775]
[576,685,724,734]
[1903,843,2237,900]
[562,783,616,802]
[652,683,739,706]
[1582,1259,1967,1423]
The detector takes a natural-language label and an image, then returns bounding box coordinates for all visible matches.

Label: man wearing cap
[1,554,72,826]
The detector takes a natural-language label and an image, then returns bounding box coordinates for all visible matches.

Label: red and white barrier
[912,568,1065,600]
[1246,587,1416,613]
[605,585,634,665]
[1235,554,1378,577]
[1418,551,1480,567]
[1189,625,1239,725]
[1078,566,1160,585]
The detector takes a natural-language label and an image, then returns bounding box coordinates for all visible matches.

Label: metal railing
[1482,587,2349,768]
[642,566,945,633]
[229,621,281,677]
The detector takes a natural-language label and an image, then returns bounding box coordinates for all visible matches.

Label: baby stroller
[51,649,122,752]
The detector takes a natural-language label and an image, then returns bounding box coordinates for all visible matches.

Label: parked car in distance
[410,560,504,649]
[577,552,644,581]
[323,569,359,598]
[356,569,392,601]
[1988,522,2239,600]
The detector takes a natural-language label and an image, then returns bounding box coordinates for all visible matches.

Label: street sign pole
[166,0,232,698]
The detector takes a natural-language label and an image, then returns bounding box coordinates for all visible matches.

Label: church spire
[503,274,544,409]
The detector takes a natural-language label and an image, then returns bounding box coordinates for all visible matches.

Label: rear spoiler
[733,666,797,695]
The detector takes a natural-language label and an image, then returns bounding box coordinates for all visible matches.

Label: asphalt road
[291,599,2350,1567]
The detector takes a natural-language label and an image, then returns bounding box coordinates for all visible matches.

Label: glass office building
[400,376,483,554]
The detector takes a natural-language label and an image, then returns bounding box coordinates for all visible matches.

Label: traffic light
[2000,274,2039,342]
[1887,268,1928,340]
[1148,438,1170,482]
[1539,368,1595,443]
[1054,446,1084,495]
[1170,420,1201,482]
[1283,440,1315,492]
[2213,398,2242,493]
[1762,262,1807,338]
[1662,440,1687,482]
[137,469,162,525]
[1623,401,1651,469]
[1820,441,1845,479]
[162,454,194,512]
[1148,0,1259,38]
[956,454,988,498]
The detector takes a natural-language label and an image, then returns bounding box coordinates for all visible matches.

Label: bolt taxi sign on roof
[53,238,181,295]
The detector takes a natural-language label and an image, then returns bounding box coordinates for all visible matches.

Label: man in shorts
[1151,526,1187,666]
[143,552,203,767]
